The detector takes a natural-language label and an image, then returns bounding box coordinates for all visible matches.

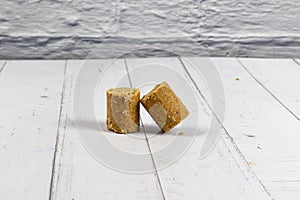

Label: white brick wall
[0,0,299,59]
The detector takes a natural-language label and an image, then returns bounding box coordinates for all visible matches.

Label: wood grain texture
[1,58,299,200]
[52,60,164,200]
[183,57,300,199]
[238,58,300,120]
[125,57,270,200]
[0,60,66,199]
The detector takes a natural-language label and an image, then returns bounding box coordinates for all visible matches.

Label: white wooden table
[0,58,300,200]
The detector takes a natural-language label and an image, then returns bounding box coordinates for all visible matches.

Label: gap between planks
[0,61,7,74]
[49,60,70,200]
[46,57,276,199]
[178,56,272,198]
[0,60,68,199]
[237,58,300,121]
[292,58,300,67]
[124,58,166,200]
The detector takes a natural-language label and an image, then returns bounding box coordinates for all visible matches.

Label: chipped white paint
[0,0,300,59]
[183,57,300,199]
[52,60,164,200]
[1,58,300,199]
[0,60,66,199]
[125,57,270,199]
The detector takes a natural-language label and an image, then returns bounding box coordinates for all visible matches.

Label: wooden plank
[53,60,164,200]
[0,60,66,199]
[238,58,300,120]
[125,57,270,200]
[182,57,300,199]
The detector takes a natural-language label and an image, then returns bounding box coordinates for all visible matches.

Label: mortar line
[124,58,166,200]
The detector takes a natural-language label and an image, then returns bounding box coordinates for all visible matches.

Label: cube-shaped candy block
[107,88,140,133]
[141,82,189,133]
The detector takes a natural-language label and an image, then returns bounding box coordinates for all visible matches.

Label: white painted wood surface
[182,57,300,200]
[52,60,163,200]
[238,58,300,120]
[0,58,300,200]
[0,60,66,199]
[125,57,270,200]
